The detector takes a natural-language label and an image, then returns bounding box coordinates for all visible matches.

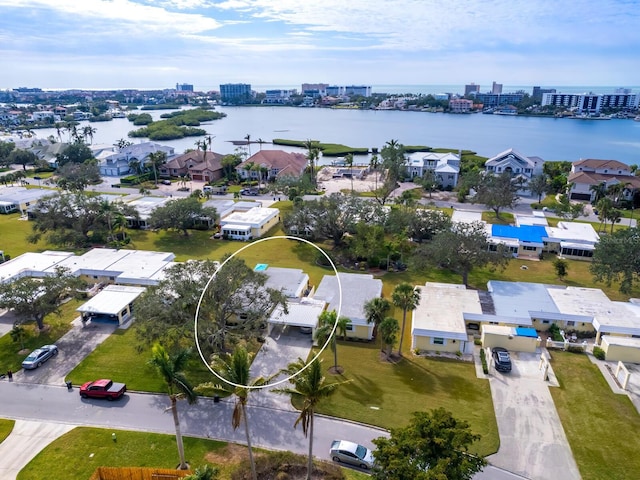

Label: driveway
[249,324,314,410]
[487,350,581,480]
[13,319,117,386]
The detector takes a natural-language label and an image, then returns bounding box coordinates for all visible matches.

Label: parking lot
[487,350,581,480]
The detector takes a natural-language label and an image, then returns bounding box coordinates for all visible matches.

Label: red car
[79,379,127,400]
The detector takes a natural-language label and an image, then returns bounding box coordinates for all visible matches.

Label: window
[543,320,550,324]
[432,337,445,345]
[523,246,537,251]
[567,321,575,327]
[346,324,354,331]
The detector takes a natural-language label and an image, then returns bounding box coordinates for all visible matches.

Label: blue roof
[491,224,547,243]
[516,327,538,338]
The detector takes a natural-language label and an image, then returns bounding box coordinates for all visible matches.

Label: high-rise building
[301,83,328,96]
[175,83,194,92]
[464,83,480,96]
[345,85,372,97]
[491,82,503,94]
[219,83,252,104]
[532,86,556,101]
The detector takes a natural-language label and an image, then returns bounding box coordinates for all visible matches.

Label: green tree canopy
[372,408,486,480]
[147,197,218,236]
[472,172,520,219]
[590,227,640,293]
[28,193,139,248]
[415,220,512,286]
[0,266,85,330]
[55,140,94,166]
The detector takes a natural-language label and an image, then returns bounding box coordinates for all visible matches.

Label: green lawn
[0,418,15,444]
[481,211,515,225]
[312,342,499,457]
[65,327,215,392]
[17,426,368,480]
[0,299,83,373]
[549,352,640,480]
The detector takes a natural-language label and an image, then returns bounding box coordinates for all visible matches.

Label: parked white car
[330,440,375,469]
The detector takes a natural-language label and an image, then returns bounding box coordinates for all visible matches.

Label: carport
[267,298,326,336]
[76,285,146,326]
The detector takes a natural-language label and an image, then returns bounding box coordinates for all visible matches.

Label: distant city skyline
[1,0,638,90]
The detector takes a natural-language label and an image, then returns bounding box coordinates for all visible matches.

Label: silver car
[330,440,375,469]
[22,344,58,370]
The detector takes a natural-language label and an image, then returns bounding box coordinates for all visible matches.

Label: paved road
[0,379,528,479]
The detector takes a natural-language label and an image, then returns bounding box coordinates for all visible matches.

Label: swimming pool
[254,263,268,271]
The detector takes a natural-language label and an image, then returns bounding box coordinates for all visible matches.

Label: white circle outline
[194,235,342,389]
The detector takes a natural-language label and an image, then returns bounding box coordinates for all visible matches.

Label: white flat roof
[0,251,75,283]
[412,283,482,340]
[601,335,640,348]
[548,287,640,333]
[52,248,131,275]
[546,222,600,244]
[314,272,382,325]
[268,298,326,328]
[481,324,515,336]
[489,281,562,319]
[263,267,309,298]
[451,210,482,224]
[77,285,146,315]
[220,207,279,227]
[126,196,172,218]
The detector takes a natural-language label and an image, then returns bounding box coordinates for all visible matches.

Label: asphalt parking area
[13,319,117,386]
[248,324,313,410]
[487,350,581,480]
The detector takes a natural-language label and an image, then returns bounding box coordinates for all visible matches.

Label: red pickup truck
[79,379,127,400]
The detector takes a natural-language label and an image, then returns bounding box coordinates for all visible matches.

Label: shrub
[474,338,482,346]
[593,346,605,360]
[548,323,564,341]
[480,348,489,374]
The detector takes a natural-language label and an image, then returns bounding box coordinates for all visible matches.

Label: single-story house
[411,283,481,354]
[77,285,146,325]
[313,272,383,341]
[261,266,310,298]
[0,187,57,215]
[220,207,280,240]
[124,196,172,229]
[0,250,75,284]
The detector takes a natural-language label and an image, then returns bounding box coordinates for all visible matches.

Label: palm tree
[345,153,354,193]
[274,358,344,480]
[128,158,141,176]
[391,283,421,356]
[82,126,97,144]
[364,297,391,349]
[589,181,607,203]
[147,151,168,185]
[148,344,198,470]
[379,317,400,359]
[304,139,320,188]
[196,347,270,480]
[54,122,66,142]
[314,310,350,373]
[244,134,252,156]
[257,138,265,151]
[370,154,380,191]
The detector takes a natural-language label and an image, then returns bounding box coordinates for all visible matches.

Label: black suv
[491,347,512,372]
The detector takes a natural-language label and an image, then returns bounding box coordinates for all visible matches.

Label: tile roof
[573,159,629,171]
[240,150,307,175]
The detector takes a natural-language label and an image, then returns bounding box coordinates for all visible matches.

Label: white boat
[634,116,640,122]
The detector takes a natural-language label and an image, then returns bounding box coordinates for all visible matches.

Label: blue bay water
[31,105,640,165]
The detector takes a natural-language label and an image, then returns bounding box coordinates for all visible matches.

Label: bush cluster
[593,346,606,360]
[480,348,489,374]
[120,173,151,185]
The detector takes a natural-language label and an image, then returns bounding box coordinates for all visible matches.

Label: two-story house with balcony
[568,159,640,202]
[236,150,308,182]
[484,148,545,195]
[406,152,461,189]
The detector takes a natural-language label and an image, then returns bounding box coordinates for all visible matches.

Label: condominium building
[175,83,194,92]
[475,92,524,107]
[449,98,473,113]
[301,83,328,96]
[532,86,556,101]
[541,91,638,113]
[464,83,480,96]
[492,81,503,94]
[264,89,297,104]
[219,83,253,104]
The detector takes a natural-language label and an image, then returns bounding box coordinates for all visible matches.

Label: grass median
[550,351,640,480]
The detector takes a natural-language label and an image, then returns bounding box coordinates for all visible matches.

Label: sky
[1,0,639,91]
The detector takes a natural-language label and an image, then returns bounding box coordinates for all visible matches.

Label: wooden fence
[89,466,192,480]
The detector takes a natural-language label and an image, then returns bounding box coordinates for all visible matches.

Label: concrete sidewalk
[0,420,73,480]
